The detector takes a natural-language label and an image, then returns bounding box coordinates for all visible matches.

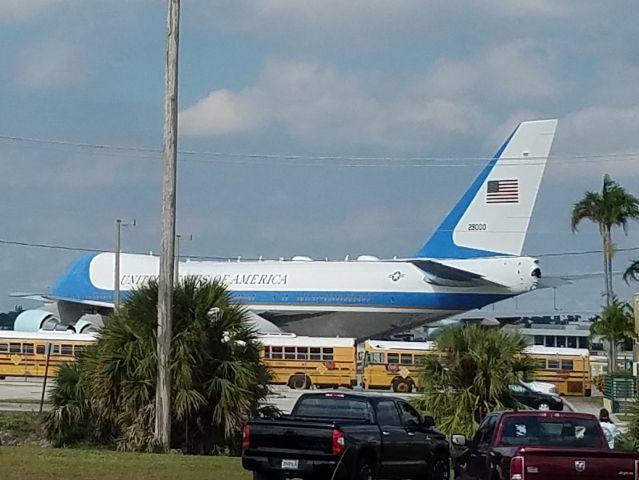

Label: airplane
[13,119,558,340]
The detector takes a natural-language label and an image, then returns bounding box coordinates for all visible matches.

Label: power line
[1,236,638,264]
[2,133,639,167]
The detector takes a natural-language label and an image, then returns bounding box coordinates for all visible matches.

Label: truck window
[294,396,372,421]
[397,402,421,428]
[500,417,603,448]
[376,400,402,426]
[474,415,498,447]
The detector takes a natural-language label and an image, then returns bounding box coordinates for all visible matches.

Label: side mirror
[421,415,435,429]
[451,434,467,447]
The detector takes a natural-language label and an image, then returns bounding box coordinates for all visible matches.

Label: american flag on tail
[486,179,519,204]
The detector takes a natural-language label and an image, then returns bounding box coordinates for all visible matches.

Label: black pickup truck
[242,391,450,480]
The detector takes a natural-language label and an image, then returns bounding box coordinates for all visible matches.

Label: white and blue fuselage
[20,119,559,339]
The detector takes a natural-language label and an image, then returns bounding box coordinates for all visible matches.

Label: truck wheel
[352,456,374,480]
[288,374,311,390]
[427,453,450,480]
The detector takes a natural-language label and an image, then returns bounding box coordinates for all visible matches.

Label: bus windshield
[293,395,372,421]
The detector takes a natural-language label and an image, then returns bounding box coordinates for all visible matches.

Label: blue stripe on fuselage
[49,254,512,311]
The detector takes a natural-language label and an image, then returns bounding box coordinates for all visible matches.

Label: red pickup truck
[452,411,639,480]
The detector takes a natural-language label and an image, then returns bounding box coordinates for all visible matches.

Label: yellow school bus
[0,331,95,379]
[362,340,436,393]
[259,334,357,389]
[524,346,592,396]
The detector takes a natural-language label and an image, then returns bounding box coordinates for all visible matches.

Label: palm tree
[411,323,535,437]
[571,174,639,305]
[623,259,639,284]
[45,277,272,453]
[590,297,635,373]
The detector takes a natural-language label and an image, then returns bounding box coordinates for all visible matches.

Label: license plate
[281,459,299,470]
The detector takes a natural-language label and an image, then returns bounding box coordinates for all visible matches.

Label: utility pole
[174,233,192,283]
[114,218,136,308]
[115,219,122,308]
[155,0,180,452]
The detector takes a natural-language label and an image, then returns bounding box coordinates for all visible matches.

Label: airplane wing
[410,259,505,287]
[9,292,51,302]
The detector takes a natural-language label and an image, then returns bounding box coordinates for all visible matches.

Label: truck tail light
[332,429,346,456]
[242,425,250,450]
[510,456,525,480]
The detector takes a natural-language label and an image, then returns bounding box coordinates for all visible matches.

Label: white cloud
[15,40,87,89]
[179,88,264,136]
[0,0,76,21]
[179,40,561,147]
[204,0,573,35]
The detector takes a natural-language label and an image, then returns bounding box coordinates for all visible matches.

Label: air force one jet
[16,119,558,339]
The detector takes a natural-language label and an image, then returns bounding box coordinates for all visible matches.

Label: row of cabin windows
[533,335,588,349]
[0,342,87,356]
[263,346,334,361]
[365,352,428,366]
[535,358,575,371]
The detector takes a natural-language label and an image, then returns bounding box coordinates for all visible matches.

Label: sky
[1,0,639,318]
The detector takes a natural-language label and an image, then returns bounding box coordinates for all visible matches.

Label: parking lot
[0,378,419,413]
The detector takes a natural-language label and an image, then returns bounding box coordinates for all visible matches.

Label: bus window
[310,348,321,360]
[400,354,413,365]
[52,345,61,355]
[387,353,399,364]
[23,344,34,355]
[9,343,21,353]
[561,360,574,371]
[547,360,560,370]
[36,345,45,355]
[535,359,546,369]
[297,347,308,360]
[263,346,271,359]
[567,337,577,348]
[271,346,283,359]
[0,343,8,353]
[414,355,425,365]
[61,345,73,356]
[322,348,334,361]
[75,346,86,354]
[284,347,296,360]
[366,352,385,364]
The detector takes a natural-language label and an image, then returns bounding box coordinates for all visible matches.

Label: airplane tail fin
[416,119,558,259]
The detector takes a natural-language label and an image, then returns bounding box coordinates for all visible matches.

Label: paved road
[0,378,417,413]
[0,378,604,419]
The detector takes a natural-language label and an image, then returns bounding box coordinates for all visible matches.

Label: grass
[0,447,251,480]
[0,411,39,432]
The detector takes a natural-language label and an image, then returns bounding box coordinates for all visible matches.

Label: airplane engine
[13,309,60,331]
[66,314,105,334]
